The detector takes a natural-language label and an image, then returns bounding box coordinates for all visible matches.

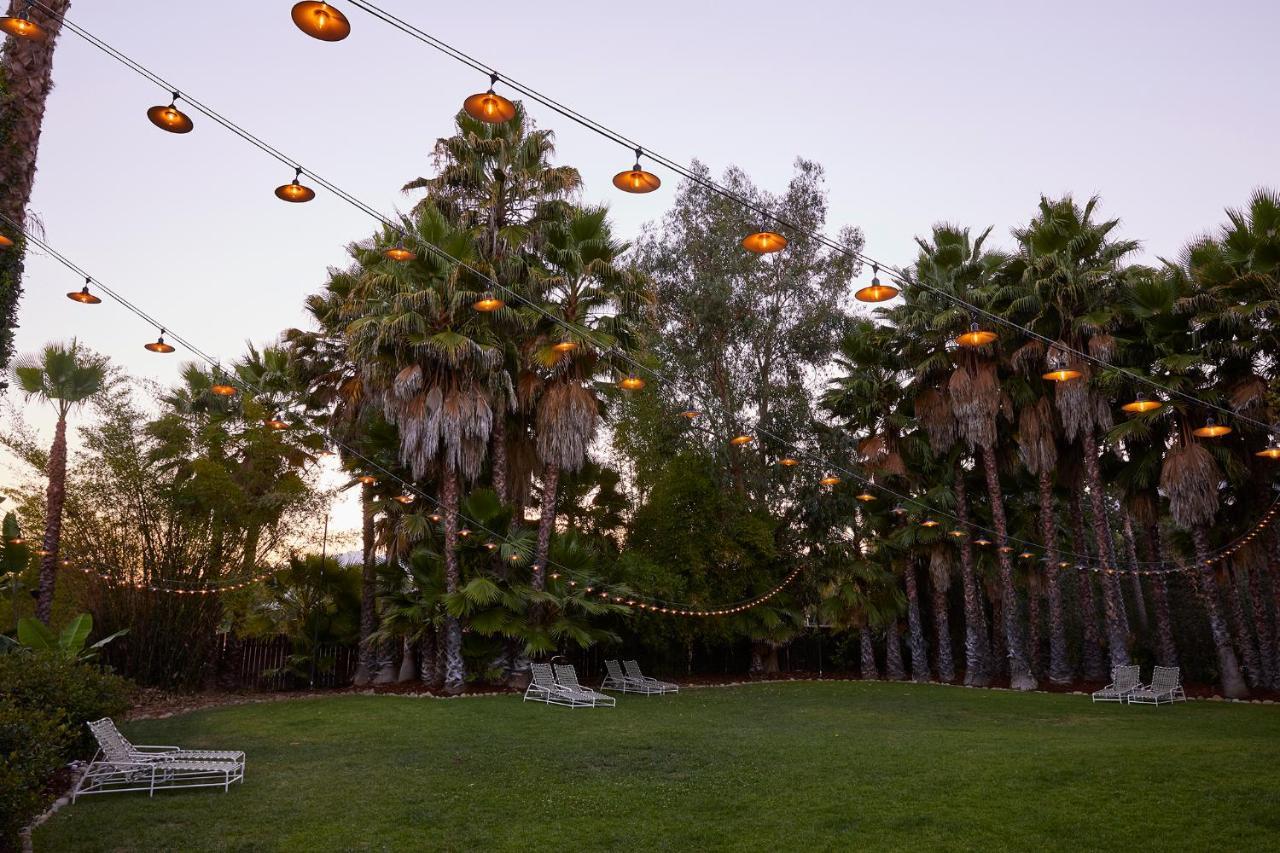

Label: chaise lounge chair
[602,659,651,694]
[524,662,596,708]
[623,659,679,695]
[553,664,616,707]
[73,718,245,800]
[1128,665,1187,706]
[1091,664,1141,703]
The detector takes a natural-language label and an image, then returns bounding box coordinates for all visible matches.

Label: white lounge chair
[1128,665,1187,706]
[602,659,651,694]
[523,662,595,708]
[623,660,679,695]
[73,718,245,800]
[553,664,616,707]
[1092,664,1141,703]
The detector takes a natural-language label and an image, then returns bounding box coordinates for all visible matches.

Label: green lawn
[36,682,1280,852]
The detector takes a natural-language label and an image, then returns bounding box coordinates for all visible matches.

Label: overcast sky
[4,0,1278,541]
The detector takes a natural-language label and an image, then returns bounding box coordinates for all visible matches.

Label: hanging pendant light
[147,93,194,134]
[1042,368,1082,382]
[0,234,13,249]
[742,230,787,254]
[144,331,175,353]
[1192,417,1232,438]
[618,376,646,391]
[1019,551,1036,560]
[67,279,102,304]
[778,457,799,467]
[974,538,992,547]
[1256,429,1280,458]
[428,512,442,522]
[210,377,237,397]
[275,167,316,203]
[291,1,351,41]
[729,434,754,447]
[357,475,377,486]
[552,341,577,354]
[265,413,290,430]
[678,408,700,419]
[891,504,909,516]
[463,72,516,123]
[955,321,997,348]
[949,529,966,538]
[854,263,899,303]
[0,3,46,40]
[998,545,1014,554]
[393,494,414,505]
[1121,394,1162,414]
[920,519,940,528]
[458,529,471,538]
[473,295,504,312]
[384,244,416,262]
[612,147,661,194]
[855,492,877,502]
[820,475,841,486]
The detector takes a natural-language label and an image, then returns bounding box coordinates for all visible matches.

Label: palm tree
[13,339,106,623]
[0,0,71,370]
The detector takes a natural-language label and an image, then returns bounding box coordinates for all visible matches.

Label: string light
[955,321,997,348]
[67,280,102,304]
[291,1,352,41]
[612,147,661,194]
[679,408,700,419]
[275,167,316,203]
[551,341,577,354]
[462,72,516,123]
[854,264,898,303]
[820,476,841,487]
[144,332,175,354]
[1121,394,1162,414]
[264,413,290,430]
[1193,418,1232,438]
[778,457,798,467]
[618,376,645,391]
[146,93,194,134]
[384,244,416,261]
[472,295,504,312]
[1042,368,1082,382]
[356,475,377,485]
[730,434,753,446]
[742,231,787,254]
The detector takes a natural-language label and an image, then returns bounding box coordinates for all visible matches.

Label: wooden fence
[219,635,359,690]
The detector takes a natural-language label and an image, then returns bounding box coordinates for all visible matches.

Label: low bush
[0,652,132,850]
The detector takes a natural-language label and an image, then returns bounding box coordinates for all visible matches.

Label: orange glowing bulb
[618,376,646,391]
[1042,368,1082,382]
[291,2,351,41]
[820,476,841,486]
[730,435,754,446]
[473,296,504,312]
[742,231,787,254]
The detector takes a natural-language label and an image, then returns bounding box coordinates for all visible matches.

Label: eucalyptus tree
[342,210,503,692]
[12,339,106,622]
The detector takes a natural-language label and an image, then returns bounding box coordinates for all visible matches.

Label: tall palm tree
[0,0,70,370]
[13,339,105,623]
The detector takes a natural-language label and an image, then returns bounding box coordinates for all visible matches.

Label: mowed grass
[36,682,1280,852]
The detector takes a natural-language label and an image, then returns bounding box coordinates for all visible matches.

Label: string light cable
[9,6,1274,569]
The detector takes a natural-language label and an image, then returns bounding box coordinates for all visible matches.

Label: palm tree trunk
[353,484,377,686]
[1247,562,1274,689]
[1226,562,1264,689]
[929,571,955,682]
[903,563,929,683]
[1039,473,1072,684]
[1147,524,1179,668]
[980,444,1036,690]
[441,461,466,692]
[396,638,417,682]
[988,584,1007,678]
[1121,515,1150,632]
[860,626,879,680]
[532,463,560,593]
[0,0,71,370]
[418,630,439,689]
[954,461,992,686]
[1027,573,1042,677]
[491,416,508,504]
[1080,429,1130,669]
[883,625,906,681]
[1072,493,1108,680]
[34,414,68,623]
[1191,526,1248,698]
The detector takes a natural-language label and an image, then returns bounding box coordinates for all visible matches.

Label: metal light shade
[210,383,237,397]
[458,529,471,537]
[778,457,799,467]
[6,537,23,545]
[291,2,351,41]
[1121,396,1162,414]
[384,246,416,262]
[854,282,899,303]
[147,102,194,134]
[955,323,997,347]
[463,90,516,124]
[551,341,577,353]
[949,530,966,538]
[0,234,12,248]
[1255,447,1280,459]
[612,165,661,194]
[618,376,646,391]
[473,296,504,312]
[1192,419,1232,438]
[429,513,442,522]
[679,409,700,419]
[730,435,753,446]
[920,519,940,528]
[742,231,787,254]
[275,180,316,203]
[144,335,175,353]
[1042,368,1082,382]
[974,538,992,546]
[1019,552,1036,559]
[357,475,377,485]
[67,286,101,305]
[265,415,289,430]
[0,13,46,40]
[998,546,1013,554]
[855,492,877,502]
[393,495,414,504]
[820,476,841,486]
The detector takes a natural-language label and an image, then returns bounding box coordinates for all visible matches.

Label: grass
[36,682,1280,852]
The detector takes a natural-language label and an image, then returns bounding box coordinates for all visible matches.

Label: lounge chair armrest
[133,745,183,752]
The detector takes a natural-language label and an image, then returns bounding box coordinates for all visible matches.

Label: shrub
[0,651,132,756]
[0,700,71,852]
